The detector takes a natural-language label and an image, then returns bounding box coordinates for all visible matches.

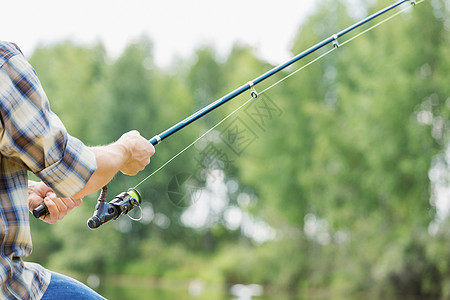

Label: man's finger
[42,197,59,224]
[72,198,83,207]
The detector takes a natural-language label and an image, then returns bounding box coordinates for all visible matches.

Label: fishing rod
[148,0,416,146]
[32,0,418,227]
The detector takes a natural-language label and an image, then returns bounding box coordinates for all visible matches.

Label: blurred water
[100,284,226,300]
[96,282,425,300]
[97,281,296,300]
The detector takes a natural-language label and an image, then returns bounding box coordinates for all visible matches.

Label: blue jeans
[41,272,105,300]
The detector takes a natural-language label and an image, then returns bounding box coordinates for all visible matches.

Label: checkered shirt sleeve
[0,42,97,197]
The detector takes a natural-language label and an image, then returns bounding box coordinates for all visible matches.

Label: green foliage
[29,42,108,145]
[25,0,450,298]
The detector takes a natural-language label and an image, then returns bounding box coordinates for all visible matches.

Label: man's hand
[117,130,155,176]
[28,181,82,224]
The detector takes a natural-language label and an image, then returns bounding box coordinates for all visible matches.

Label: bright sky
[3,0,317,67]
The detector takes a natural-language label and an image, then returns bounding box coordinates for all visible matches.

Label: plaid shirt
[0,41,97,299]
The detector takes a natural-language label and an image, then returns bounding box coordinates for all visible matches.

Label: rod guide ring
[332,34,340,48]
[248,81,258,99]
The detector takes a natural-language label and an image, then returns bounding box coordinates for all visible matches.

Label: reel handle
[32,203,49,218]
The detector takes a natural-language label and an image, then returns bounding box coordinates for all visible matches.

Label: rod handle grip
[33,203,49,218]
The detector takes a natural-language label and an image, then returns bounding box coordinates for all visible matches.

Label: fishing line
[260,0,423,94]
[133,0,422,188]
[134,96,256,188]
[134,49,336,188]
[341,0,423,46]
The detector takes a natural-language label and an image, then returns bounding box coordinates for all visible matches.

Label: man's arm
[29,130,154,222]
